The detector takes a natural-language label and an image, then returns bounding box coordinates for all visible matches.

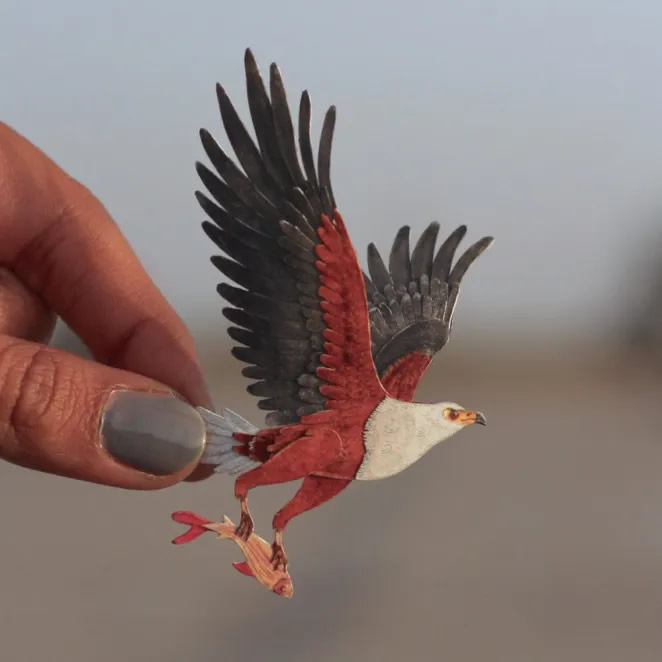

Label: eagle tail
[197,407,261,475]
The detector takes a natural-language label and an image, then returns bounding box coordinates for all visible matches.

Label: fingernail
[101,390,206,475]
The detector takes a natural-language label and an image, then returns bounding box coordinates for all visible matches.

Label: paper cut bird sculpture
[184,49,493,575]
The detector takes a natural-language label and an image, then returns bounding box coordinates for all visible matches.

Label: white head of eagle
[357,398,487,480]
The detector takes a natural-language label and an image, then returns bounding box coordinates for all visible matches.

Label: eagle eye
[444,408,459,421]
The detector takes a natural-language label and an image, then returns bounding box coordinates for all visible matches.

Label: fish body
[171,511,293,598]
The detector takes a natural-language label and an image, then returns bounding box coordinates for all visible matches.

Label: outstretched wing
[365,224,493,400]
[197,49,385,427]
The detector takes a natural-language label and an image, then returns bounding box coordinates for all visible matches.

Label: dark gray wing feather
[366,223,493,376]
[197,49,336,426]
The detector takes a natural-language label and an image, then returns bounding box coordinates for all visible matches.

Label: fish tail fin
[171,511,212,544]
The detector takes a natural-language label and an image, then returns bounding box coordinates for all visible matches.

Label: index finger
[0,123,211,409]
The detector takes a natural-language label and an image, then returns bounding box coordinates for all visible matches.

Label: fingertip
[99,390,207,478]
[0,337,208,490]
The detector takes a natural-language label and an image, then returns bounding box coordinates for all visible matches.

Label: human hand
[0,122,211,489]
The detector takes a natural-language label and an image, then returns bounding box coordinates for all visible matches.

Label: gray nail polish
[101,391,206,475]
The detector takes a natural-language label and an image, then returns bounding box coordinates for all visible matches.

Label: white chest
[356,397,456,480]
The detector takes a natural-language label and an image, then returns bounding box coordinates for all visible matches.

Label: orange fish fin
[232,561,255,578]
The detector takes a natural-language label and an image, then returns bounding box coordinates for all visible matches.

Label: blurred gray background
[3,0,662,660]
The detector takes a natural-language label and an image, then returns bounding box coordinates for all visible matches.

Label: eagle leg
[234,428,345,568]
[271,530,287,572]
[271,475,351,570]
[235,497,254,540]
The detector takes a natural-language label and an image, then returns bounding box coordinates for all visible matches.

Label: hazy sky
[3,0,662,343]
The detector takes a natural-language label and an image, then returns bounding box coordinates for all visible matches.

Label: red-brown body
[230,372,435,557]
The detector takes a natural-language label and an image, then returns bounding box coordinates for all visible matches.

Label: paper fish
[171,511,293,598]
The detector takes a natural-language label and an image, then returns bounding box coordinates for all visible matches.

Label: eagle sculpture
[180,49,493,577]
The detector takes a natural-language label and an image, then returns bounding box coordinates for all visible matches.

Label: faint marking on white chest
[356,397,451,480]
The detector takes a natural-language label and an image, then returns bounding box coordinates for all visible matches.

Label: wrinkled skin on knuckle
[0,127,63,246]
[0,342,93,469]
[0,267,56,342]
[14,208,86,305]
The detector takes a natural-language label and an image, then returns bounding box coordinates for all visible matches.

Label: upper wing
[197,49,385,427]
[365,224,493,400]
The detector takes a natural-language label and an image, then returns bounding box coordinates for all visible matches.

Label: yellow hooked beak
[454,410,487,426]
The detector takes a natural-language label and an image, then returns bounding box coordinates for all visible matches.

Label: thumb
[0,335,207,488]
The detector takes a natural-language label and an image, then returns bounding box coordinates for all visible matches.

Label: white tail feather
[197,407,261,476]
